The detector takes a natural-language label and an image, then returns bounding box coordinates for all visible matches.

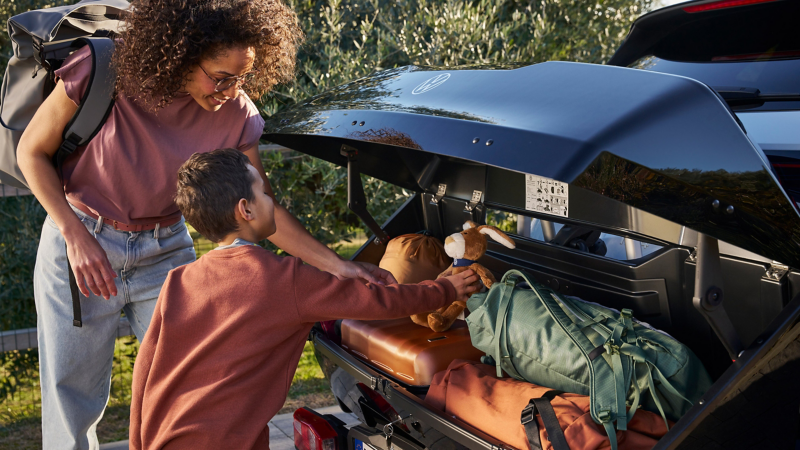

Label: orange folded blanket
[425,360,670,450]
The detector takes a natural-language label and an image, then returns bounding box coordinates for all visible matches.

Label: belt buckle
[112,220,122,231]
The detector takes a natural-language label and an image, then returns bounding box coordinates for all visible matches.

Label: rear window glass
[485,209,662,262]
[631,57,800,96]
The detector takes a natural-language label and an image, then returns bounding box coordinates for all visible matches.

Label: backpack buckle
[60,133,82,155]
[520,401,536,425]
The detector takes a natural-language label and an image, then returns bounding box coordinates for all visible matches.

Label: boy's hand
[443,270,480,303]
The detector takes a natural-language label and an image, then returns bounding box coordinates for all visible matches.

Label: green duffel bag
[466,269,712,450]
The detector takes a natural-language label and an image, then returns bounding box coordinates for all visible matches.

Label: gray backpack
[0,0,128,190]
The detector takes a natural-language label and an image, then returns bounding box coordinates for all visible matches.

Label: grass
[188,224,217,257]
[336,235,367,261]
[0,340,331,448]
[0,349,41,426]
[0,335,144,449]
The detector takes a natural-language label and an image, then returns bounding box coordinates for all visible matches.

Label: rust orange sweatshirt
[129,245,455,450]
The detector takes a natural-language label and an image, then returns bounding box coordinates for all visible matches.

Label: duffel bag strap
[521,390,570,450]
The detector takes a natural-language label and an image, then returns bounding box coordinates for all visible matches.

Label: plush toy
[411,220,516,332]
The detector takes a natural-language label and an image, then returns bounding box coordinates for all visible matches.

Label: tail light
[356,383,409,433]
[712,50,800,61]
[293,407,348,450]
[683,0,779,13]
[766,155,800,209]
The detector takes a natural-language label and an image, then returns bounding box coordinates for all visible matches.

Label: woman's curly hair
[113,0,304,110]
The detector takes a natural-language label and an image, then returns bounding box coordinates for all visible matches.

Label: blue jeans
[34,204,195,450]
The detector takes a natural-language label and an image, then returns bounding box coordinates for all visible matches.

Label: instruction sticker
[525,174,569,217]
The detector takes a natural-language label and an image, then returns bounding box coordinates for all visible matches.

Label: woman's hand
[63,226,118,300]
[17,79,118,299]
[329,260,398,285]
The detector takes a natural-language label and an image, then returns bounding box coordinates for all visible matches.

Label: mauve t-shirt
[55,46,265,225]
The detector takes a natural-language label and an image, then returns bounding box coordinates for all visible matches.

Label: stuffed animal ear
[478,226,516,249]
[463,220,478,230]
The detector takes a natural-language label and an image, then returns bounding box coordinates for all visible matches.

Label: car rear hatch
[608,0,800,67]
[264,61,800,448]
[608,0,800,210]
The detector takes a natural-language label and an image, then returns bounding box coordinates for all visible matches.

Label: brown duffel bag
[378,233,451,284]
[425,360,669,450]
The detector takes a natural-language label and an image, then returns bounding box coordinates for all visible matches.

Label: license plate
[353,438,380,450]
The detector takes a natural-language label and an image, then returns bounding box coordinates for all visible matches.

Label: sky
[655,0,691,7]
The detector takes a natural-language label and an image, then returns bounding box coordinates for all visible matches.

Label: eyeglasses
[199,64,258,92]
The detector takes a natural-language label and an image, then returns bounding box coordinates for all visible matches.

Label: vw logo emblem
[412,73,451,95]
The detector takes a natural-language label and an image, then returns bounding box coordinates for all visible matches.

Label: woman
[17,1,394,448]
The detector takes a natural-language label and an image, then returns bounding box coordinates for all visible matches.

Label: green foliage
[0,196,46,331]
[109,336,138,407]
[261,150,410,251]
[260,0,652,115]
[0,335,138,425]
[0,349,40,422]
[486,208,518,234]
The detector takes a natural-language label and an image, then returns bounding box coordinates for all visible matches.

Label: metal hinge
[764,261,789,281]
[465,190,483,212]
[687,247,698,263]
[431,183,447,204]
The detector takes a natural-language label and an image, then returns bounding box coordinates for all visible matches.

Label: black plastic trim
[312,331,510,450]
[384,383,510,450]
[653,291,800,449]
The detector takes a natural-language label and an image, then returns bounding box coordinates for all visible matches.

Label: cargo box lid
[263,61,800,267]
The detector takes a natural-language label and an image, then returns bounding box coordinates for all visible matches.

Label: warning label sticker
[525,174,569,217]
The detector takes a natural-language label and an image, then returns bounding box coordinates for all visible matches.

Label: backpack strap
[521,390,570,450]
[51,36,116,328]
[521,274,624,450]
[53,36,116,170]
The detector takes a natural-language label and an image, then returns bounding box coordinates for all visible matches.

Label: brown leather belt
[71,202,181,232]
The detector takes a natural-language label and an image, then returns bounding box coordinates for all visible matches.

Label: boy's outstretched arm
[291,258,479,323]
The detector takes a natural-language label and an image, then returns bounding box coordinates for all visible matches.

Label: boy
[129,149,479,449]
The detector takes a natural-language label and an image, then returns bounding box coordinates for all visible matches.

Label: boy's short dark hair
[176,148,255,243]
